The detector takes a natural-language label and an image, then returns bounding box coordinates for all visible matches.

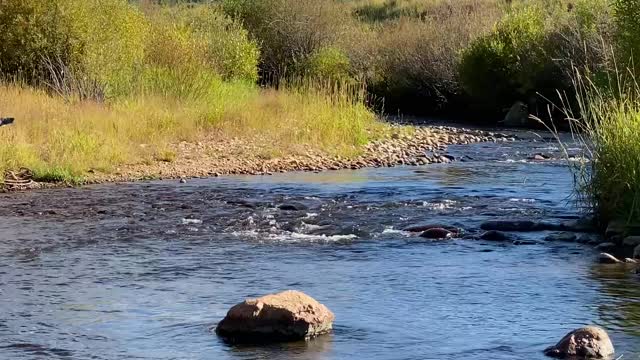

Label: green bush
[614,0,640,71]
[459,0,612,116]
[301,47,354,83]
[0,0,148,97]
[145,4,259,83]
[458,4,555,113]
[223,0,352,80]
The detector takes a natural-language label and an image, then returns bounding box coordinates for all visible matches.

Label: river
[0,131,639,360]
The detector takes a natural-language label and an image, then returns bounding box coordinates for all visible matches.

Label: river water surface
[1,131,639,360]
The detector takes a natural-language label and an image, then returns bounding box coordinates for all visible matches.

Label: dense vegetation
[0,0,638,225]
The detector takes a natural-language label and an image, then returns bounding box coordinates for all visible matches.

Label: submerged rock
[404,224,458,233]
[544,326,614,359]
[278,202,309,211]
[480,220,538,232]
[623,236,640,247]
[595,242,616,251]
[605,220,626,239]
[598,253,622,264]
[561,218,597,233]
[419,228,454,239]
[215,290,334,343]
[480,230,512,241]
[545,232,577,242]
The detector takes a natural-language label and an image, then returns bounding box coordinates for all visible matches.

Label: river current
[1,131,639,360]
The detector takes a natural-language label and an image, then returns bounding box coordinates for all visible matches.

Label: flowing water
[1,131,639,360]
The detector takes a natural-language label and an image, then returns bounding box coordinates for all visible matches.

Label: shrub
[300,47,354,83]
[145,4,259,83]
[614,0,640,71]
[458,0,611,117]
[223,0,353,80]
[367,0,503,114]
[0,0,148,98]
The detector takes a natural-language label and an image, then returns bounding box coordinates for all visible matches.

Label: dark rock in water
[513,240,538,245]
[623,236,640,247]
[598,253,622,264]
[502,101,529,127]
[544,326,614,359]
[227,199,257,209]
[278,202,308,211]
[480,230,512,241]
[545,232,577,242]
[576,234,600,244]
[634,245,640,259]
[215,290,334,343]
[404,224,459,233]
[420,228,454,239]
[480,220,538,232]
[561,218,597,233]
[595,242,616,251]
[605,220,626,239]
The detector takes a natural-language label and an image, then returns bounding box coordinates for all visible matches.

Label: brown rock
[419,228,454,239]
[544,326,614,358]
[215,290,334,343]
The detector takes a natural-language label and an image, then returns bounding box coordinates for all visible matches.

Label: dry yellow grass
[0,81,382,183]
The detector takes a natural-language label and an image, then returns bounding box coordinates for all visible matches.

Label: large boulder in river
[544,326,614,359]
[502,101,529,127]
[215,290,334,343]
[634,244,640,259]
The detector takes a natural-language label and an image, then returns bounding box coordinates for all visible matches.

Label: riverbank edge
[2,125,513,191]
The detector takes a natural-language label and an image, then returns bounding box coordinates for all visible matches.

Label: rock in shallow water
[543,326,614,359]
[545,232,577,242]
[480,230,513,241]
[419,228,454,239]
[404,223,458,233]
[598,253,622,264]
[215,290,334,343]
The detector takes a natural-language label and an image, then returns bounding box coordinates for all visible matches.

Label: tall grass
[566,70,640,224]
[0,79,378,183]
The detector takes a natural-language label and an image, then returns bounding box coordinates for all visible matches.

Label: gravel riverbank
[86,126,513,184]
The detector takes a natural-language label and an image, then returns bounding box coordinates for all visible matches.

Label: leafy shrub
[458,0,611,117]
[614,0,640,71]
[301,47,354,83]
[223,0,353,80]
[367,1,503,114]
[0,0,148,97]
[145,4,259,83]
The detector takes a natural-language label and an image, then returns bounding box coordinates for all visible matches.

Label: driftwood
[3,168,36,190]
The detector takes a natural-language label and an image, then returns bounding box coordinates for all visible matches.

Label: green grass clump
[568,72,640,224]
[0,0,148,98]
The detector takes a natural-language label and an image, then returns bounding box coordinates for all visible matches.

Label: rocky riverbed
[84,126,513,184]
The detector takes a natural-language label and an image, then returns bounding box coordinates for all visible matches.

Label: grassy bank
[0,81,379,183]
[0,0,383,183]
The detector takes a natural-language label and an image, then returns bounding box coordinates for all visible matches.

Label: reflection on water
[591,265,640,339]
[0,133,639,360]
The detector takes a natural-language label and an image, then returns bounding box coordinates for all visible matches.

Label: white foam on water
[181,218,202,225]
[230,229,357,243]
[381,227,412,237]
[509,198,536,203]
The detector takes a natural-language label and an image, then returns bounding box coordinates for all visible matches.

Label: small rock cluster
[89,126,511,183]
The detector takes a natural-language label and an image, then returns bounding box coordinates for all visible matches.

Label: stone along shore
[89,126,514,184]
